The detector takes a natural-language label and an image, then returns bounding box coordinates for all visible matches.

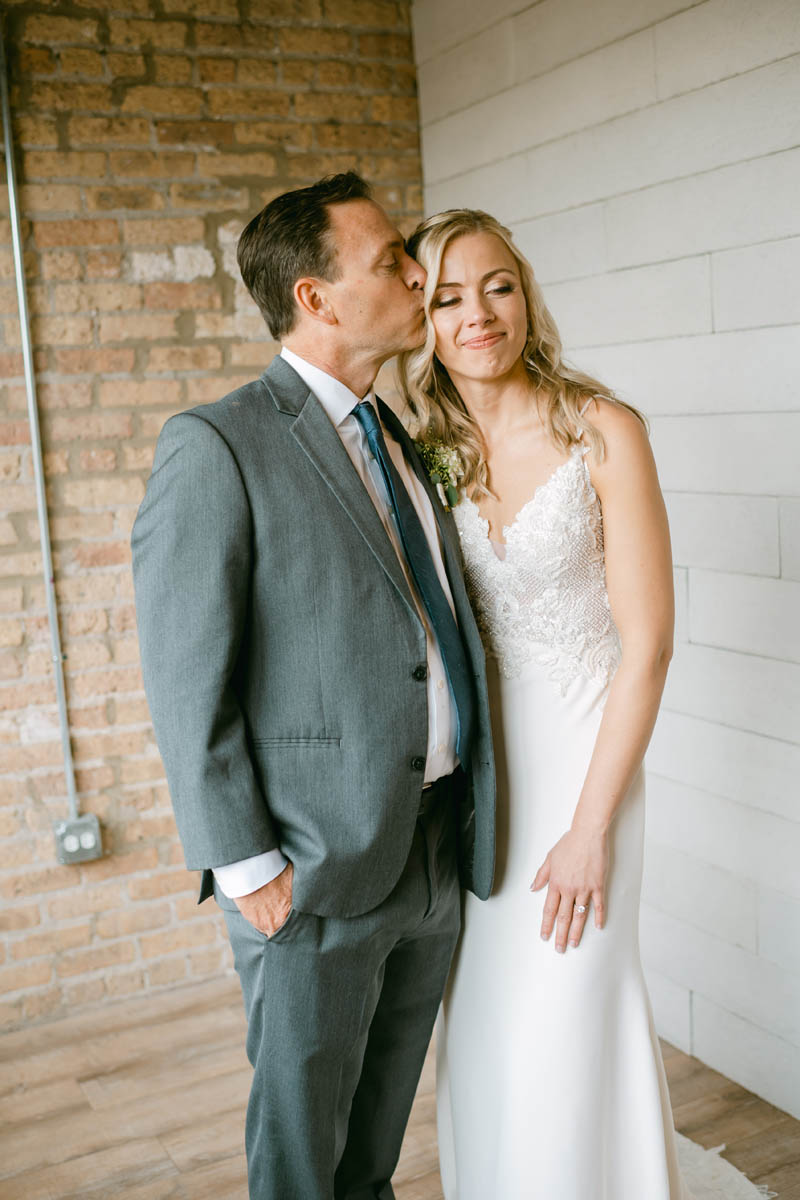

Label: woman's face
[429,231,529,386]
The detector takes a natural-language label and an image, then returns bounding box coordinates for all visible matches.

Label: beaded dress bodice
[453,444,621,694]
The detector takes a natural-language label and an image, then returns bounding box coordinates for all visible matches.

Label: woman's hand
[531,826,608,952]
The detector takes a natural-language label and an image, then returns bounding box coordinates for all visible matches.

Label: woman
[398,210,693,1199]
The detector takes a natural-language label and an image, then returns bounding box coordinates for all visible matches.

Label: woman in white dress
[398,209,693,1199]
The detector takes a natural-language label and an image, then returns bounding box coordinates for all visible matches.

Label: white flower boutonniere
[414,440,464,511]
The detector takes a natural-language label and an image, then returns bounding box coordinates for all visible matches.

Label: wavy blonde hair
[397,209,647,499]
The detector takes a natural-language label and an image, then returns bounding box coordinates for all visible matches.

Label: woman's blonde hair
[397,208,647,499]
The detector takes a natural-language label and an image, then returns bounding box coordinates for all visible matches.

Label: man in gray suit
[131,172,495,1200]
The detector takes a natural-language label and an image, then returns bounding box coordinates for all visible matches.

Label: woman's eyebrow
[435,267,515,289]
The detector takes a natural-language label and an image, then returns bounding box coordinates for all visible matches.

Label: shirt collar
[280,346,375,428]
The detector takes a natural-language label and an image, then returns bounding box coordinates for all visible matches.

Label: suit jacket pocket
[252,737,341,747]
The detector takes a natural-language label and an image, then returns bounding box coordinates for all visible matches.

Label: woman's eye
[433,296,459,308]
[488,284,513,296]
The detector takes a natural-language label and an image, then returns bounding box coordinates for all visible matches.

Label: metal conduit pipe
[0,21,101,864]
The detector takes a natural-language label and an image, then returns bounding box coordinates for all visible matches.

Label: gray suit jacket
[131,355,495,917]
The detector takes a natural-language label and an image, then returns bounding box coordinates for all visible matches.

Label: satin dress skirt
[436,655,693,1200]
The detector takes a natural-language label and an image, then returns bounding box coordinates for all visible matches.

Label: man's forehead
[328,197,395,247]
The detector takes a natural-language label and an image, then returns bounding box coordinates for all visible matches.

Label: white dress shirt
[213,347,459,899]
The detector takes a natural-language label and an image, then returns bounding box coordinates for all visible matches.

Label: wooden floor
[0,975,797,1199]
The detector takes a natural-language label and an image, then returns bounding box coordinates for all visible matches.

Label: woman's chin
[451,353,520,385]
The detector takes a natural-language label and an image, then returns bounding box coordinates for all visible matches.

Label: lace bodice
[453,444,621,693]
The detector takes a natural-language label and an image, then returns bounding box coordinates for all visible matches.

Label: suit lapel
[261,358,418,618]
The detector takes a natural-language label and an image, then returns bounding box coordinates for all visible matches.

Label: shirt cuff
[212,849,288,899]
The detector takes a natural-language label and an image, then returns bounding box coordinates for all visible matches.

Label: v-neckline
[466,446,585,549]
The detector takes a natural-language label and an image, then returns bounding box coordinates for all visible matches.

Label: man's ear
[293,277,337,325]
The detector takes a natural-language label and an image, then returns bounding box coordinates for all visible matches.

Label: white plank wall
[411,0,800,1118]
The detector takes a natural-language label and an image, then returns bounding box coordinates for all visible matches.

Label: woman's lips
[461,332,504,349]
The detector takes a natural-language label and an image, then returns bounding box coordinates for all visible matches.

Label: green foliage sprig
[414,440,464,511]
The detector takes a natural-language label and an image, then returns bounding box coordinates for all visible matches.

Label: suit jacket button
[411,756,426,772]
[412,664,427,681]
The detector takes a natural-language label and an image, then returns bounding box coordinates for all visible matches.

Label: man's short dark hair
[237,171,373,340]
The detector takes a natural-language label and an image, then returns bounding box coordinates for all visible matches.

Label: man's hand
[234,861,294,937]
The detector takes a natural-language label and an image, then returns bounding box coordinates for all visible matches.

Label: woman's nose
[465,295,492,324]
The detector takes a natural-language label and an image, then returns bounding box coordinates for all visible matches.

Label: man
[131,172,495,1200]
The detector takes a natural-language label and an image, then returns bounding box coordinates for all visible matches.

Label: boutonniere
[414,440,464,511]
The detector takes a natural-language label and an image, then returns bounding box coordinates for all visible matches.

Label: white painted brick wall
[412,0,800,1117]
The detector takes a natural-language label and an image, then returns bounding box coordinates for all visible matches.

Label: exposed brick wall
[0,0,422,1028]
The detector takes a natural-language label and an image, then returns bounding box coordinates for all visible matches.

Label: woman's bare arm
[533,398,674,952]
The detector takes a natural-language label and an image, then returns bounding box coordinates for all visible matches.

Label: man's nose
[405,254,426,290]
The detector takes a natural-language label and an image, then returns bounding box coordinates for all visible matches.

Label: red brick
[52,348,135,374]
[168,182,249,210]
[57,941,136,977]
[122,86,204,117]
[51,513,114,540]
[123,217,205,245]
[74,541,130,568]
[0,866,80,900]
[20,184,82,213]
[357,32,411,57]
[109,19,188,50]
[24,14,100,45]
[0,905,41,932]
[108,150,195,178]
[67,116,150,147]
[0,960,53,995]
[11,923,91,959]
[162,0,239,14]
[234,120,313,148]
[27,82,114,112]
[0,422,31,446]
[40,250,82,282]
[78,448,118,473]
[15,114,59,148]
[143,282,222,310]
[86,250,124,280]
[84,186,166,213]
[315,59,354,87]
[195,151,277,176]
[107,53,147,80]
[128,870,196,901]
[33,219,118,249]
[278,27,352,55]
[59,48,105,76]
[51,283,142,314]
[99,313,177,341]
[369,93,418,123]
[156,120,235,147]
[24,151,106,180]
[198,57,236,83]
[98,378,182,408]
[19,46,56,75]
[207,89,289,119]
[139,919,217,958]
[147,957,187,986]
[61,477,145,508]
[147,344,223,372]
[294,92,367,120]
[154,55,193,85]
[48,410,133,443]
[47,884,126,920]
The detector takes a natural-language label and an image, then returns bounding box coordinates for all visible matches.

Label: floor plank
[0,976,795,1198]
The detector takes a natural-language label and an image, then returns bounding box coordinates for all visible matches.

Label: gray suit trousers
[217,777,462,1200]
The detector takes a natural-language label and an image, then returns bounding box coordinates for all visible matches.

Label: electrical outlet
[54,813,103,865]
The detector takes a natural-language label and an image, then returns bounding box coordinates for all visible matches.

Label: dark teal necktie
[353,401,475,764]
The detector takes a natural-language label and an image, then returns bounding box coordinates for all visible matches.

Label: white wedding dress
[437,440,693,1199]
